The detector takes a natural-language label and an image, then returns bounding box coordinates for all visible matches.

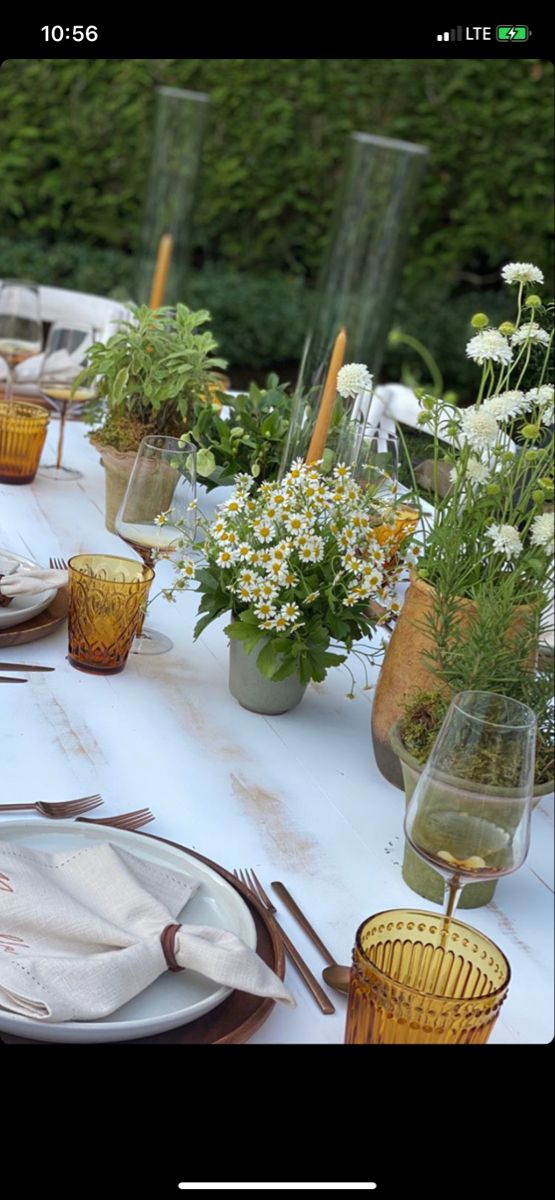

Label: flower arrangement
[389,262,554,781]
[165,460,415,690]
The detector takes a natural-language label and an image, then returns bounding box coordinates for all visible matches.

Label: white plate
[0,820,256,1043]
[0,550,57,629]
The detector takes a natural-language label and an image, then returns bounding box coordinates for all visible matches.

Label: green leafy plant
[79,303,226,453]
[163,461,415,690]
[189,374,294,488]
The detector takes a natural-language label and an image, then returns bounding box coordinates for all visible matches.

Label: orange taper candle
[305,327,347,464]
[148,233,174,309]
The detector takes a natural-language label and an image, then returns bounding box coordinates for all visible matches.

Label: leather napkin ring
[160,923,184,972]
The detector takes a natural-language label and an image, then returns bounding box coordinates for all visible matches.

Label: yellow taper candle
[305,327,347,465]
[148,233,174,309]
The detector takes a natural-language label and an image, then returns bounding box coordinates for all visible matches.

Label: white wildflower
[460,406,500,450]
[281,601,301,623]
[484,391,528,421]
[466,457,490,485]
[530,512,554,554]
[466,330,512,366]
[501,262,544,286]
[216,549,235,569]
[526,384,553,408]
[511,322,550,347]
[486,523,523,559]
[336,362,373,399]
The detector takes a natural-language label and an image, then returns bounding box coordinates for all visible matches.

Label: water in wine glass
[404,690,536,917]
[115,435,197,655]
[37,324,98,481]
[0,281,42,399]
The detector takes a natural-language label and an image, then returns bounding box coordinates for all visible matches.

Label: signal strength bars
[437,27,463,40]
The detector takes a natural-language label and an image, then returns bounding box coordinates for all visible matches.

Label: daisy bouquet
[166,460,415,689]
[406,260,553,712]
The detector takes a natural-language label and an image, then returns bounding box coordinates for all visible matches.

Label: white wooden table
[1,421,553,1044]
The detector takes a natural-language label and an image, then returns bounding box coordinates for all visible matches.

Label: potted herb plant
[371,262,554,786]
[189,374,295,491]
[163,461,413,714]
[78,304,225,531]
[389,686,554,908]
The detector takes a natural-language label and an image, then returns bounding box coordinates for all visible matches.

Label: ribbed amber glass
[345,909,510,1044]
[0,401,49,484]
[68,554,154,675]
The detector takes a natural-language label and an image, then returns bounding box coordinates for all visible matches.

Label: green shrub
[1,59,552,290]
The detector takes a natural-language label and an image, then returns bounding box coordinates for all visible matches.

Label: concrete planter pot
[389,719,553,910]
[228,632,307,715]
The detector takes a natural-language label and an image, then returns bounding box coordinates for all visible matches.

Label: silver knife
[0,662,55,672]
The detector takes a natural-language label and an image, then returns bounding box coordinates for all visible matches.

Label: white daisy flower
[254,601,277,621]
[526,384,553,408]
[180,559,196,578]
[253,520,274,544]
[216,549,235,568]
[259,579,279,599]
[336,363,373,399]
[281,602,301,623]
[484,391,528,421]
[224,496,245,514]
[304,590,320,604]
[268,613,290,632]
[460,406,500,450]
[465,330,513,366]
[235,543,253,562]
[530,512,554,554]
[511,322,550,347]
[501,262,544,286]
[486,522,523,559]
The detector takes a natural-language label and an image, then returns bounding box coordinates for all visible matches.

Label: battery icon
[496,25,529,40]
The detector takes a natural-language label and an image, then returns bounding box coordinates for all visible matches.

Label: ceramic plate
[0,550,57,630]
[0,820,256,1043]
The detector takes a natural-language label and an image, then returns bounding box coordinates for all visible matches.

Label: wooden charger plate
[0,587,68,648]
[0,831,285,1046]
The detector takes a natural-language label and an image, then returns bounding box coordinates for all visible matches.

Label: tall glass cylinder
[280,132,428,473]
[134,87,210,306]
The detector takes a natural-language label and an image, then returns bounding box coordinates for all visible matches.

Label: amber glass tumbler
[68,554,154,675]
[0,400,50,484]
[345,908,510,1045]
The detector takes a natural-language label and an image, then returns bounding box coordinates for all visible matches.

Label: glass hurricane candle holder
[67,554,154,675]
[345,908,510,1045]
[0,400,50,484]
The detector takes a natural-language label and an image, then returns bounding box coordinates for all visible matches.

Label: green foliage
[1,59,552,288]
[80,303,226,450]
[190,373,294,488]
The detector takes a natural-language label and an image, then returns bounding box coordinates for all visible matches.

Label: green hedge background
[1,58,553,390]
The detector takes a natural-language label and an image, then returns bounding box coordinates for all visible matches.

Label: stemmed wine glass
[37,323,98,481]
[354,425,399,499]
[0,280,42,400]
[404,690,536,918]
[115,435,197,654]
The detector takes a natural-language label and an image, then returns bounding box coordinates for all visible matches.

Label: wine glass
[354,425,399,499]
[37,323,98,481]
[0,280,42,400]
[404,690,536,918]
[115,435,197,654]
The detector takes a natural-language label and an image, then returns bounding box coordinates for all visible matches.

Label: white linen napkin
[0,567,67,597]
[0,839,293,1021]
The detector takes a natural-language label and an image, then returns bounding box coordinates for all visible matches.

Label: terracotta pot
[99,446,137,534]
[371,574,531,789]
[228,633,307,715]
[389,719,552,909]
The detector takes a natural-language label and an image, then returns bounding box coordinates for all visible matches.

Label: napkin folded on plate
[0,567,67,597]
[0,839,293,1021]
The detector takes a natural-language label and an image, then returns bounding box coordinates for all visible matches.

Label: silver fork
[0,794,103,818]
[49,556,68,571]
[76,808,154,831]
[234,868,335,1014]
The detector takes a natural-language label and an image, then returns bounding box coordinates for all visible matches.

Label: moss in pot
[391,690,554,909]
